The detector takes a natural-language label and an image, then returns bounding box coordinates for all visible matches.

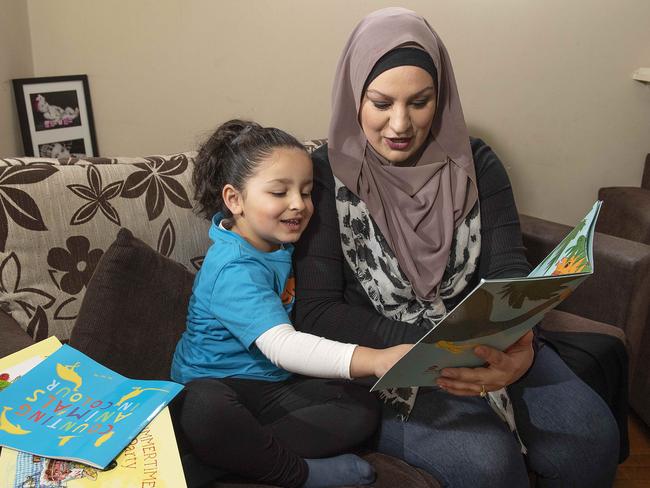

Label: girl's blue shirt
[171,213,294,384]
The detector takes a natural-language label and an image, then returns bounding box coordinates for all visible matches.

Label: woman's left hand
[435,330,534,396]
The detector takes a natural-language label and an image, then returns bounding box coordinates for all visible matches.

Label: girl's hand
[374,344,413,378]
[350,344,413,378]
[435,331,534,396]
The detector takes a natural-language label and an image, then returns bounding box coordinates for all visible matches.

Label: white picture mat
[21,79,94,157]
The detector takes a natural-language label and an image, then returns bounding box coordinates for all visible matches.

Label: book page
[528,201,601,278]
[371,201,602,391]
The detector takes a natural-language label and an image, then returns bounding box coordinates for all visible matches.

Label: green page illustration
[371,201,602,391]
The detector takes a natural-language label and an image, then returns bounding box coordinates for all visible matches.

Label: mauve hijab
[329,7,478,301]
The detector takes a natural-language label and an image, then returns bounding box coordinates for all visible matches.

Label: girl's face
[225,147,314,252]
[359,65,437,164]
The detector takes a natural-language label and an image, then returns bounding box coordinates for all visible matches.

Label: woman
[293,7,619,487]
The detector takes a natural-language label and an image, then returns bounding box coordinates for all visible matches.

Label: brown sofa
[0,146,439,488]
[522,215,650,428]
[0,144,642,486]
[594,153,650,426]
[596,153,650,245]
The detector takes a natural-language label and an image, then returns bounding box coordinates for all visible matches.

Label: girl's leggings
[177,375,380,487]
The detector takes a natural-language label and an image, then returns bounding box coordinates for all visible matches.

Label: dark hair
[193,119,308,219]
[364,47,438,95]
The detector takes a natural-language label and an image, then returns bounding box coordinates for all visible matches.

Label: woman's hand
[350,344,413,378]
[435,331,534,396]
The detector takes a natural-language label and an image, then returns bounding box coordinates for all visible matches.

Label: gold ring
[479,384,487,398]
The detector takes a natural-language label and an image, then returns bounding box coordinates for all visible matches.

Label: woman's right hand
[350,344,413,378]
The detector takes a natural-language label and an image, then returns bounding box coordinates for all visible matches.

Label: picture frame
[12,75,99,158]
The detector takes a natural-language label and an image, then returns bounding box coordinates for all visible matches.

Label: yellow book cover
[0,337,62,392]
[0,339,187,487]
[0,408,186,488]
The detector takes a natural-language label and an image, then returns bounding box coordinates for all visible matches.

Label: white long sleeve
[255,323,357,379]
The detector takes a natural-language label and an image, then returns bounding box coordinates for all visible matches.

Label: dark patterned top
[292,137,532,348]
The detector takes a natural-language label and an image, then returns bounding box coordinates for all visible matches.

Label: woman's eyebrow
[366,86,435,98]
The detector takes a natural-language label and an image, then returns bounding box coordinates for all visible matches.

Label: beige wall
[6,0,650,223]
[0,0,33,156]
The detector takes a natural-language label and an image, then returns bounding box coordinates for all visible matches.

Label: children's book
[0,342,183,470]
[0,408,186,488]
[371,201,602,391]
[0,338,62,394]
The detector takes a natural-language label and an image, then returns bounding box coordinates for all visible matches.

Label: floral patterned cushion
[302,139,327,154]
[0,152,211,341]
[0,140,328,343]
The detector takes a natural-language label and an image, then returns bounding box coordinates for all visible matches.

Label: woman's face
[359,65,436,164]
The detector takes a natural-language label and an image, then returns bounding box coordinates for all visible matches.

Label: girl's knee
[312,382,381,446]
[340,385,381,434]
[180,380,240,440]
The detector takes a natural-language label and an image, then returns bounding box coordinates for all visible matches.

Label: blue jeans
[375,346,619,488]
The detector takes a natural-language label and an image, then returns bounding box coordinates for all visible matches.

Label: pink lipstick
[385,137,412,150]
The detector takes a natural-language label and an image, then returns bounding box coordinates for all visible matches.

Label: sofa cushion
[69,227,194,380]
[0,153,210,341]
[0,310,33,358]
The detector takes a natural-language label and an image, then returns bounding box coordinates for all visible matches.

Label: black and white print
[13,75,98,158]
[38,138,87,158]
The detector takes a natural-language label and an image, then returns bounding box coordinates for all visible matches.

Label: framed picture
[12,75,99,157]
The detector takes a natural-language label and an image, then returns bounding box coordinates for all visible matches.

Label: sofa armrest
[520,214,650,374]
[596,187,650,245]
[541,310,626,343]
[0,310,34,358]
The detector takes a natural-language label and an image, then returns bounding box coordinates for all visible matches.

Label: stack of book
[0,337,187,487]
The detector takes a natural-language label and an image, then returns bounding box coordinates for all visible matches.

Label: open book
[0,341,183,470]
[371,201,602,391]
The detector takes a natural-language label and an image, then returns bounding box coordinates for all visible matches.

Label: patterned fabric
[0,153,211,341]
[333,164,525,452]
[334,176,480,324]
[303,139,329,154]
[0,141,327,343]
[334,175,481,418]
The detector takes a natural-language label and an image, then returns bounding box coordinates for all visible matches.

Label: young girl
[171,120,411,488]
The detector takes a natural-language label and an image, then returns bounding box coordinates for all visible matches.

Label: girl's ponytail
[193,120,260,219]
[192,119,307,220]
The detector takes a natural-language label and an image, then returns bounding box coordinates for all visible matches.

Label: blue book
[0,344,183,469]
